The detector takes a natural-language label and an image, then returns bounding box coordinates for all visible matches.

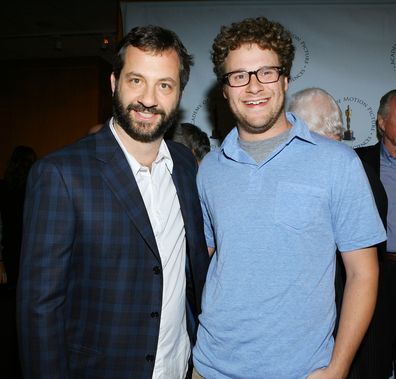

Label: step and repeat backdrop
[121,1,396,148]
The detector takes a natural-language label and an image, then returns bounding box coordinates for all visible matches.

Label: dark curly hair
[211,16,295,81]
[168,122,210,162]
[113,25,193,91]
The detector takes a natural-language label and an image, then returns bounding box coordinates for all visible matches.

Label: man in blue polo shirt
[192,16,386,379]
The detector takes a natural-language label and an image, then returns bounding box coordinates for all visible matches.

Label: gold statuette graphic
[343,105,355,140]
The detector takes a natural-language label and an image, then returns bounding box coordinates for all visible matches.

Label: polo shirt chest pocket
[274,181,327,231]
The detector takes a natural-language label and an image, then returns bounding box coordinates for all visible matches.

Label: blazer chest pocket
[274,182,326,231]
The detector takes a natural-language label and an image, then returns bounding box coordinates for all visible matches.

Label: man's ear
[110,73,116,94]
[223,86,228,100]
[377,115,385,134]
[283,76,289,92]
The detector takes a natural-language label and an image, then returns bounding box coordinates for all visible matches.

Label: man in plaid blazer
[17,25,209,379]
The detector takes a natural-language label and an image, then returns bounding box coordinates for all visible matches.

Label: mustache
[126,103,165,116]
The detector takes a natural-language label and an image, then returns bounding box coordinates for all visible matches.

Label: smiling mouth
[136,111,157,118]
[244,99,268,105]
[131,110,161,122]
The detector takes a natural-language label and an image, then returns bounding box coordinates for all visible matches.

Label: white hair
[287,87,345,140]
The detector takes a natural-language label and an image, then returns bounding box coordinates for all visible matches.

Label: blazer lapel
[94,123,160,261]
[168,143,195,242]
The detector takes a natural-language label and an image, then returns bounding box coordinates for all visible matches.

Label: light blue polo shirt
[193,113,386,379]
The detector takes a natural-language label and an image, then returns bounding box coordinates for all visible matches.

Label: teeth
[138,112,155,119]
[245,99,267,105]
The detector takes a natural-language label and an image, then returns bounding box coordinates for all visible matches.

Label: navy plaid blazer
[17,122,209,379]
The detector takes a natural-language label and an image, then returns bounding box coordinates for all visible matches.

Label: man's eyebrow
[125,71,143,78]
[124,72,177,84]
[158,77,178,84]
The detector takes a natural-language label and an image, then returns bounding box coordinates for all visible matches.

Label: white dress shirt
[111,121,189,379]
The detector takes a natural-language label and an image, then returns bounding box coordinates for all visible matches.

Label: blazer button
[153,266,161,275]
[151,311,159,318]
[146,354,155,362]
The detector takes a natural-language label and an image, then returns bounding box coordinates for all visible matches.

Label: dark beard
[112,90,180,143]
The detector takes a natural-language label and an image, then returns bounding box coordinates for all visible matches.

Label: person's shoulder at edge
[312,134,363,171]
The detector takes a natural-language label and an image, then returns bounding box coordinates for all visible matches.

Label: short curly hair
[211,16,295,82]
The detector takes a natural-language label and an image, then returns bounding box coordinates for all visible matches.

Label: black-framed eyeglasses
[223,66,286,87]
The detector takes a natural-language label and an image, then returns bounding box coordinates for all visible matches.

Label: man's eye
[260,69,275,77]
[159,83,174,93]
[234,73,247,81]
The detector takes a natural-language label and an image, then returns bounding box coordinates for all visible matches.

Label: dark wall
[0,57,112,176]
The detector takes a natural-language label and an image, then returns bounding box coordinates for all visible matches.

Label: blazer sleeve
[17,159,74,379]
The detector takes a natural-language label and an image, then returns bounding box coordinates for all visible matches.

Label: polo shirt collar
[221,111,315,163]
[286,112,316,144]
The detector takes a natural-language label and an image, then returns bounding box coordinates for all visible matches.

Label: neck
[238,115,291,142]
[114,123,162,168]
[384,139,396,158]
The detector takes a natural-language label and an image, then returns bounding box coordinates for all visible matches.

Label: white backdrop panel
[121,1,396,148]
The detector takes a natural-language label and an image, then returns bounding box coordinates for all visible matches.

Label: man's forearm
[327,248,379,378]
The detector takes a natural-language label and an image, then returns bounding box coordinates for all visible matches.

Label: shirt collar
[155,140,174,173]
[286,112,316,144]
[221,111,315,163]
[381,141,396,164]
[109,117,174,176]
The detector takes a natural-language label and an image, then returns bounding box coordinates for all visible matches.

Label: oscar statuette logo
[343,105,355,141]
[337,96,377,148]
